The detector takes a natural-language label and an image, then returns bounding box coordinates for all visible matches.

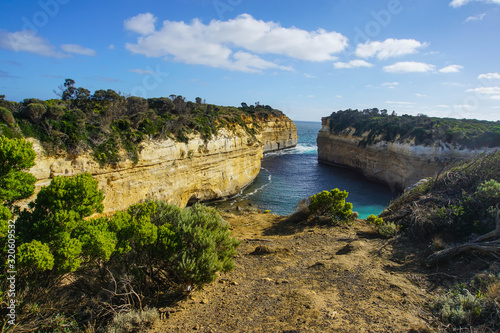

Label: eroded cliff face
[261,118,298,152]
[25,116,296,213]
[317,118,499,191]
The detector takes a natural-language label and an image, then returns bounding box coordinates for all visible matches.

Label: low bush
[432,275,500,331]
[107,308,160,333]
[308,189,354,225]
[366,214,398,238]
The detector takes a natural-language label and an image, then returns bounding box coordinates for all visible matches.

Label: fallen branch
[426,206,500,266]
[426,240,500,266]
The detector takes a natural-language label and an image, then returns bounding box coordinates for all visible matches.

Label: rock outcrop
[26,115,297,213]
[261,118,298,153]
[317,117,498,191]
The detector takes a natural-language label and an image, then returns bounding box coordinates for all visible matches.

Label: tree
[0,136,37,205]
[0,137,37,277]
[25,103,46,123]
[17,173,105,273]
[62,78,76,100]
[0,107,15,126]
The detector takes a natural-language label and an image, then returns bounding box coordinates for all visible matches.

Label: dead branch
[426,240,500,266]
[98,267,143,317]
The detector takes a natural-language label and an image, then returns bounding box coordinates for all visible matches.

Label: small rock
[262,277,274,283]
[193,324,200,330]
[230,281,239,286]
[327,311,337,319]
[200,298,209,304]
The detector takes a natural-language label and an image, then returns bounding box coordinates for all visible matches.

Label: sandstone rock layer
[317,117,498,191]
[26,115,297,213]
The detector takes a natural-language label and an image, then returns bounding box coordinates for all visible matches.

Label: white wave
[264,144,317,157]
[242,173,272,199]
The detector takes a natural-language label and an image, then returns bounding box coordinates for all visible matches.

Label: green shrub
[431,276,500,330]
[308,189,354,225]
[0,107,15,125]
[378,221,398,238]
[367,214,384,226]
[367,215,398,238]
[151,202,240,287]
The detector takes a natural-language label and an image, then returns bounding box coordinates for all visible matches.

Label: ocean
[222,121,397,219]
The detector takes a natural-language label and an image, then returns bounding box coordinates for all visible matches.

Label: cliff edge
[317,109,500,191]
[26,114,296,213]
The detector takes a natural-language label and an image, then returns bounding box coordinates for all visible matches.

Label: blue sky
[1,0,499,121]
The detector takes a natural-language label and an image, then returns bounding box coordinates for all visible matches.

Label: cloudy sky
[1,0,499,121]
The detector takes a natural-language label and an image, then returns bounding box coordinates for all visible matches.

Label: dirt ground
[151,210,435,333]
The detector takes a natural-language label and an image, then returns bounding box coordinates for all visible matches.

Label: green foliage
[150,202,240,287]
[17,240,55,271]
[0,107,15,125]
[6,80,285,166]
[367,214,384,226]
[432,275,500,330]
[17,173,104,273]
[0,136,37,205]
[367,214,398,238]
[434,288,482,326]
[326,109,500,148]
[378,221,398,238]
[308,189,354,225]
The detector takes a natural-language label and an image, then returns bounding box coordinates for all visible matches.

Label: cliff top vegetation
[325,108,500,149]
[0,79,286,166]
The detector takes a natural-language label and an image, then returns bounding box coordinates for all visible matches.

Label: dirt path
[151,212,431,332]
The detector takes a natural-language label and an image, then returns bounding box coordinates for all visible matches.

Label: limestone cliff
[317,117,499,191]
[261,118,298,152]
[25,115,296,213]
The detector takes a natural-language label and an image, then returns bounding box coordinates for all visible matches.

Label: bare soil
[149,209,448,333]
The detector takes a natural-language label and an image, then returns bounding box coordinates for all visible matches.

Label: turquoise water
[228,121,397,219]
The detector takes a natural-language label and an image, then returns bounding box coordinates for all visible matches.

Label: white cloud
[478,72,500,80]
[333,59,373,69]
[415,93,428,97]
[108,44,115,50]
[439,64,463,73]
[466,86,500,95]
[125,13,348,72]
[61,44,96,56]
[355,38,427,60]
[382,81,399,87]
[465,13,486,23]
[383,61,436,73]
[304,73,318,79]
[490,95,500,100]
[450,0,500,7]
[0,29,67,58]
[124,13,157,35]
